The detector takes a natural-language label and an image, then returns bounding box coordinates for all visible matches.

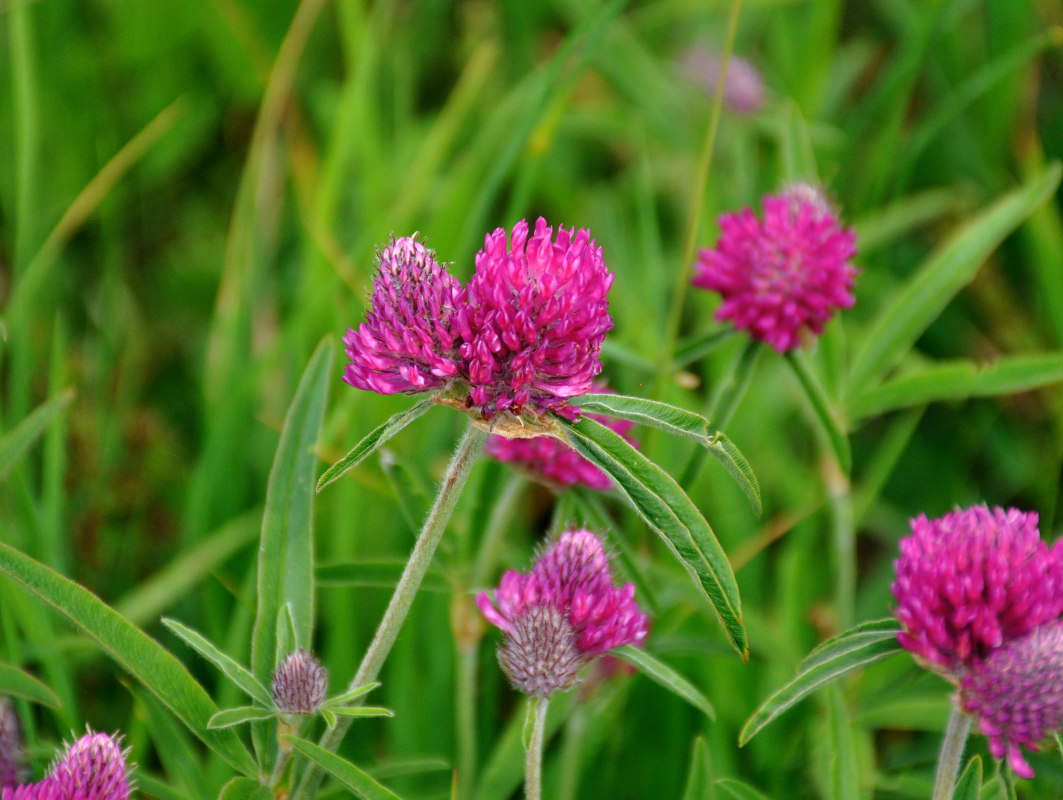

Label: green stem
[932,706,971,800]
[825,457,855,632]
[455,645,479,800]
[292,423,487,800]
[525,696,550,800]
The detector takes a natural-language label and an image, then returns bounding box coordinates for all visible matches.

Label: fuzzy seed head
[272,649,328,714]
[497,605,582,697]
[692,184,857,352]
[892,505,1063,675]
[454,218,614,421]
[959,619,1063,778]
[343,235,463,395]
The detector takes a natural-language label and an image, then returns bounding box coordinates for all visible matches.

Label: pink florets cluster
[959,619,1063,779]
[2,731,131,800]
[343,218,613,422]
[692,185,857,352]
[485,400,635,490]
[477,529,648,697]
[271,649,328,715]
[892,504,1063,777]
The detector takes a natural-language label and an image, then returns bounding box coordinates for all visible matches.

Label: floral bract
[692,184,857,352]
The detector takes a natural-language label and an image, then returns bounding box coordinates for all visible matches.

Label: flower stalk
[524,696,550,800]
[932,706,971,800]
[293,422,487,800]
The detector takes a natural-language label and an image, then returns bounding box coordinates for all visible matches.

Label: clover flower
[272,649,329,714]
[0,700,23,789]
[2,731,131,800]
[692,184,857,352]
[454,218,614,421]
[681,47,766,115]
[891,505,1063,675]
[343,235,463,395]
[958,619,1063,779]
[477,529,648,697]
[484,390,635,489]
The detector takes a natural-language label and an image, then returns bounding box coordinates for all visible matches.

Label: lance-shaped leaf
[163,618,272,708]
[847,352,1063,419]
[0,542,258,776]
[740,619,902,745]
[0,388,74,482]
[316,398,434,492]
[716,779,771,800]
[285,736,406,800]
[613,645,715,720]
[571,393,761,514]
[954,756,982,800]
[559,417,747,659]
[208,706,278,729]
[847,162,1062,396]
[0,662,60,707]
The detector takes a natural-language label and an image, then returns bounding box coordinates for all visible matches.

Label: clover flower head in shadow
[477,528,648,697]
[454,218,614,421]
[343,235,463,395]
[891,505,1063,676]
[693,183,857,352]
[2,730,132,800]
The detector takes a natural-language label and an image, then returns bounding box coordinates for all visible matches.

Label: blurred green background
[2,0,1063,798]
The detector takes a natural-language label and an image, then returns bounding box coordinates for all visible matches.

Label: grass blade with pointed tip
[786,351,851,473]
[954,756,982,800]
[163,618,272,708]
[847,162,1062,396]
[208,707,278,729]
[740,619,902,745]
[0,542,258,776]
[0,388,74,482]
[0,662,60,707]
[559,417,747,659]
[316,398,434,492]
[571,394,761,514]
[716,779,771,800]
[285,736,405,800]
[613,645,715,720]
[846,352,1063,419]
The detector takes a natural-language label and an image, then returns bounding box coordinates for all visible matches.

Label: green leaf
[275,603,298,666]
[786,351,851,473]
[132,688,212,800]
[163,618,272,708]
[325,682,382,707]
[315,560,449,592]
[559,417,747,659]
[321,708,337,730]
[571,392,761,513]
[847,162,1063,396]
[740,619,902,745]
[285,736,406,800]
[0,542,258,776]
[826,686,859,800]
[0,662,60,707]
[252,338,333,688]
[137,773,199,800]
[208,707,278,729]
[613,645,715,720]
[217,778,273,800]
[954,756,983,800]
[326,705,394,719]
[681,737,713,800]
[847,352,1063,419]
[316,398,434,492]
[716,779,771,800]
[0,388,74,482]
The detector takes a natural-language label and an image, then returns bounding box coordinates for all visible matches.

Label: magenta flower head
[485,388,635,489]
[0,699,24,789]
[272,649,328,714]
[454,218,614,421]
[692,184,857,352]
[891,505,1063,676]
[476,529,648,697]
[343,235,463,395]
[681,47,766,115]
[50,732,131,800]
[958,619,1063,779]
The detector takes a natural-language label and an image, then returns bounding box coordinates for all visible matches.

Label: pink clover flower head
[12,731,133,800]
[692,184,857,352]
[681,47,766,115]
[484,389,635,489]
[476,529,648,697]
[454,218,614,421]
[891,505,1063,675]
[959,619,1063,778]
[0,699,24,789]
[343,235,463,395]
[272,649,328,714]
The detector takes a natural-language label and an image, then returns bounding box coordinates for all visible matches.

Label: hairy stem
[525,696,550,800]
[932,705,971,800]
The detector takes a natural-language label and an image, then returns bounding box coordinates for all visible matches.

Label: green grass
[2,0,1063,798]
